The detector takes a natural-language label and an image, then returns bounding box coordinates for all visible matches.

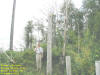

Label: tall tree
[24,21,33,49]
[82,0,100,38]
[62,0,71,63]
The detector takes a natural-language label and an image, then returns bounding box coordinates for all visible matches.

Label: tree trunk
[62,0,71,64]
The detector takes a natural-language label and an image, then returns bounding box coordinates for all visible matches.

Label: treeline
[0,0,100,75]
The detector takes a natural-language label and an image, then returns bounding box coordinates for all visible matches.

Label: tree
[82,0,100,40]
[24,21,33,49]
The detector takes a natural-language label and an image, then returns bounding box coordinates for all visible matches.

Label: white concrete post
[66,56,71,75]
[47,13,53,75]
[95,61,100,75]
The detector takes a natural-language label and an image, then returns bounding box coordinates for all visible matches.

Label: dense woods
[0,0,100,75]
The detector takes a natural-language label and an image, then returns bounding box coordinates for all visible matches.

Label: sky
[0,0,82,51]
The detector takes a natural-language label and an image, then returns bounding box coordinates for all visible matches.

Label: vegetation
[0,0,100,75]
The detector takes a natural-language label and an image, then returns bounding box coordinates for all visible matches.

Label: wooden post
[47,13,53,75]
[66,56,71,75]
[95,61,100,75]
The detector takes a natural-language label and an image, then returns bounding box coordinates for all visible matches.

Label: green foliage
[1,0,100,75]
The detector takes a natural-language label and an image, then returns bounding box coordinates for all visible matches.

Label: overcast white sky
[0,0,82,50]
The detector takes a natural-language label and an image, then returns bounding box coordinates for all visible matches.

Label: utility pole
[47,13,53,75]
[10,0,16,50]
